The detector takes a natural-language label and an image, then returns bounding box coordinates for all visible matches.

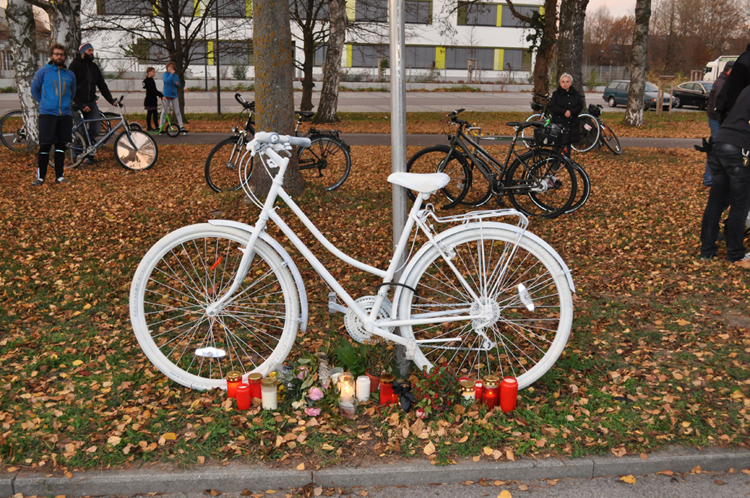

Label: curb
[2,446,749,497]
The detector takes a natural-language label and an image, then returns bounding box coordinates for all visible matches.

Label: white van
[703,56,738,81]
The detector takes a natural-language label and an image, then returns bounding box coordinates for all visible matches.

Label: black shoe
[700,253,716,260]
[55,177,69,185]
[31,178,44,186]
[180,128,189,135]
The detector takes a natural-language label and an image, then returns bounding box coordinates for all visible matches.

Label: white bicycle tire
[130,223,299,390]
[396,225,573,389]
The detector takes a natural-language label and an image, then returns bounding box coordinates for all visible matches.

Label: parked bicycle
[406,109,579,218]
[131,131,575,391]
[205,93,351,192]
[586,104,622,155]
[66,96,158,171]
[521,94,601,153]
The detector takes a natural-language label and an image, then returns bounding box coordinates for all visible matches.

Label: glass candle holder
[261,377,278,410]
[483,375,500,409]
[379,373,395,405]
[474,379,484,402]
[338,397,358,419]
[500,377,518,413]
[338,373,355,403]
[460,379,475,407]
[235,383,251,410]
[356,375,371,402]
[248,373,263,402]
[226,371,242,399]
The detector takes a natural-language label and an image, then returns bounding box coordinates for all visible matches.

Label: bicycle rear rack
[419,207,529,231]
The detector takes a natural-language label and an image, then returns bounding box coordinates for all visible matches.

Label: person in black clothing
[548,73,584,156]
[699,85,750,269]
[68,42,117,159]
[714,43,750,123]
[143,67,163,132]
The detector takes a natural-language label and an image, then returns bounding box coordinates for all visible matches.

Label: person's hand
[564,110,571,118]
[82,105,90,113]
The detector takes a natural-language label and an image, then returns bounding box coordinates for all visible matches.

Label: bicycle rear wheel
[0,110,31,152]
[505,150,577,218]
[64,131,87,169]
[406,145,471,209]
[571,114,600,153]
[114,130,158,171]
[166,123,180,137]
[297,135,351,191]
[205,136,252,192]
[130,224,300,390]
[566,162,591,213]
[398,225,573,388]
[600,122,622,155]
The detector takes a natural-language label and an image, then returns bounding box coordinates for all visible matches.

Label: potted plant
[364,340,395,392]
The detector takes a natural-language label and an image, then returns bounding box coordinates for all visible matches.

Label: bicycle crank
[344,295,393,343]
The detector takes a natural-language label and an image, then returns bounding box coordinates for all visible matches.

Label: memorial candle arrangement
[261,377,278,410]
[226,371,242,399]
[500,377,518,413]
[379,373,395,405]
[460,379,476,407]
[235,383,251,410]
[248,373,263,403]
[355,375,371,402]
[338,373,355,403]
[483,375,499,409]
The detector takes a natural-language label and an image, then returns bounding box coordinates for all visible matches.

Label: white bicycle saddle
[387,172,450,193]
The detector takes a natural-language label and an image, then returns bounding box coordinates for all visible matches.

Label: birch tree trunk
[557,0,589,98]
[253,0,304,196]
[313,0,347,123]
[624,0,651,127]
[506,0,557,97]
[6,0,40,149]
[28,0,82,62]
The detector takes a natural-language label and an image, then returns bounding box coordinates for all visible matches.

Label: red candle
[483,375,499,409]
[380,373,395,405]
[474,380,483,401]
[236,383,251,410]
[226,371,241,399]
[500,377,518,413]
[248,373,263,402]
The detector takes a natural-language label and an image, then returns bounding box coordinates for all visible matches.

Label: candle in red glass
[379,373,395,405]
[248,373,263,402]
[474,379,484,401]
[500,377,518,413]
[483,375,499,409]
[226,371,241,399]
[236,383,251,410]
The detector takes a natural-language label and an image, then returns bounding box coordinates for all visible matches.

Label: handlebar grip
[235,93,245,104]
[254,132,311,148]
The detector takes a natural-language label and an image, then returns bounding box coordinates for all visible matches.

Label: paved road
[0,90,702,114]
[154,132,700,150]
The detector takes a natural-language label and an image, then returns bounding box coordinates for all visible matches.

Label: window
[355,0,388,22]
[645,82,658,92]
[503,48,531,71]
[97,0,153,16]
[445,47,494,70]
[500,5,537,27]
[405,1,430,24]
[351,44,388,67]
[215,0,250,18]
[138,40,254,66]
[291,0,330,20]
[406,46,436,68]
[314,45,327,66]
[457,3,496,26]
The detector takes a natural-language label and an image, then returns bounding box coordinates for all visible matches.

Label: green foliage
[334,338,368,378]
[412,365,460,416]
[232,64,249,80]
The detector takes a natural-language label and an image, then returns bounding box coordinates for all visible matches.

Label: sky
[587,0,637,18]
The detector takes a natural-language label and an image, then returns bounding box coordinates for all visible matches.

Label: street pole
[215,0,221,114]
[204,21,208,91]
[389,0,409,376]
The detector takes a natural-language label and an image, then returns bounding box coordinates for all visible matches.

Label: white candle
[261,378,278,410]
[339,373,355,403]
[356,376,371,402]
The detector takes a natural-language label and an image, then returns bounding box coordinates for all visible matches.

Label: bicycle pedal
[328,292,347,314]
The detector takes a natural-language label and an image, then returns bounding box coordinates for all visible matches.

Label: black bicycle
[407,109,578,218]
[205,93,352,192]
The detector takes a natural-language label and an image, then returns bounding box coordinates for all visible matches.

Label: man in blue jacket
[30,43,76,186]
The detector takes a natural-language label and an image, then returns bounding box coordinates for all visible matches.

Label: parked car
[603,80,676,110]
[671,81,713,110]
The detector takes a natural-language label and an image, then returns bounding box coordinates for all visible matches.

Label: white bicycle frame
[204,133,573,360]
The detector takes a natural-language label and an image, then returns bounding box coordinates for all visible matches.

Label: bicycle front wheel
[521,113,544,148]
[114,130,158,171]
[166,124,180,138]
[0,110,31,152]
[130,224,300,390]
[64,130,87,169]
[406,145,471,208]
[571,114,600,153]
[297,135,351,191]
[505,150,577,218]
[600,122,622,155]
[398,225,573,388]
[205,136,251,193]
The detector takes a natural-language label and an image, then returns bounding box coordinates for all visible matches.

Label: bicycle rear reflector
[517,283,535,311]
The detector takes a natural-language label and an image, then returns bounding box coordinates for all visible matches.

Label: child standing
[142,67,163,132]
[160,61,187,134]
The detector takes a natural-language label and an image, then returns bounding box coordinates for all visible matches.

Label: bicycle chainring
[344,296,393,343]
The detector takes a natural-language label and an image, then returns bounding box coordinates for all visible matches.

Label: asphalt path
[153,132,700,149]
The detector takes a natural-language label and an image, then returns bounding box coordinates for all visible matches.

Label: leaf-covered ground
[129,110,710,138]
[0,142,748,475]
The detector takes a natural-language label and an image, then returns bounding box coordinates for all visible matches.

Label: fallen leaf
[313,487,323,496]
[518,484,528,491]
[473,456,481,462]
[240,489,251,496]
[198,456,205,464]
[714,480,725,485]
[639,453,648,460]
[691,465,702,474]
[656,470,674,476]
[424,442,436,456]
[107,436,121,446]
[204,490,221,496]
[498,491,512,498]
[321,443,335,451]
[506,450,515,461]
[296,463,306,471]
[483,446,493,456]
[620,475,636,484]
[162,432,178,441]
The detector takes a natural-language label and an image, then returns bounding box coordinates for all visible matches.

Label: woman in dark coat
[143,67,163,132]
[548,73,585,156]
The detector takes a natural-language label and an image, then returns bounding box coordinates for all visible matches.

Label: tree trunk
[6,0,40,148]
[253,0,304,196]
[506,0,557,97]
[313,0,346,123]
[557,0,589,99]
[300,30,316,111]
[29,0,81,62]
[624,0,651,127]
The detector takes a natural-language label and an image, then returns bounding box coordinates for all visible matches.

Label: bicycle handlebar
[235,93,255,110]
[254,132,311,148]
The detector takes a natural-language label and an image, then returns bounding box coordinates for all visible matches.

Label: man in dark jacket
[704,60,733,186]
[68,42,117,157]
[714,44,750,123]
